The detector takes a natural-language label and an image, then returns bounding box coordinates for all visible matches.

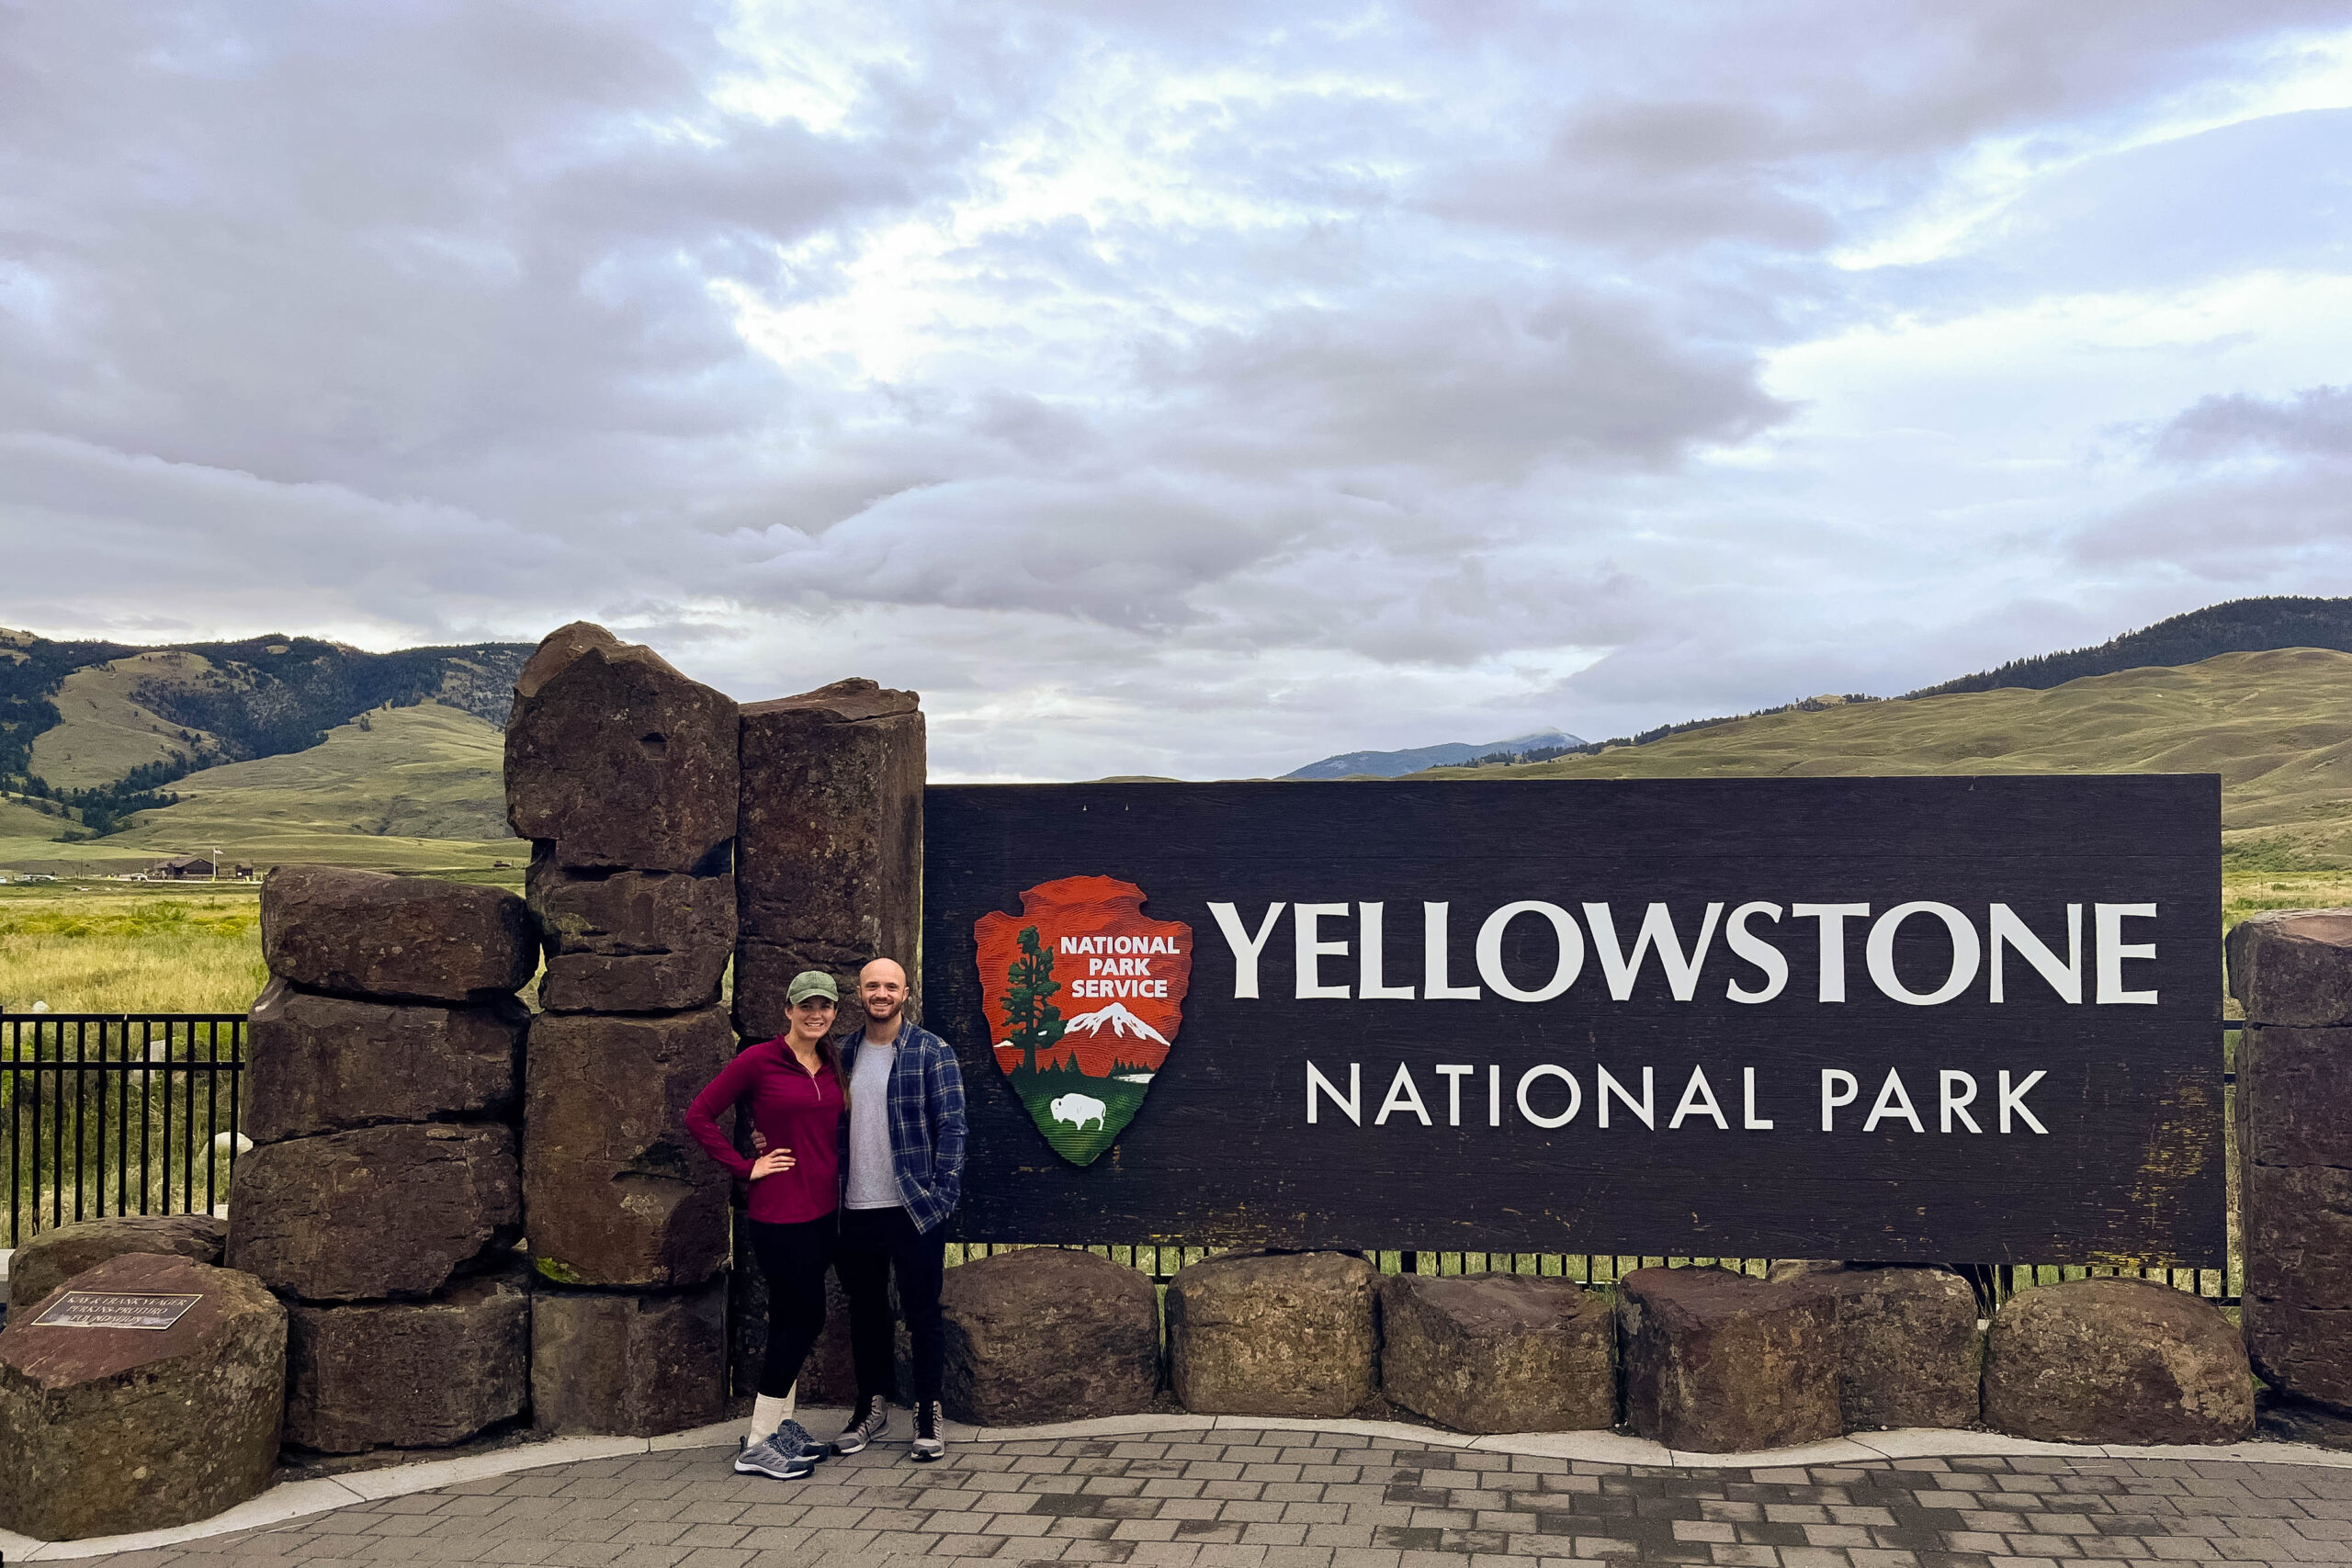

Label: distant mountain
[0,627,530,847]
[1907,596,2352,698]
[1284,728,1586,780]
[0,699,518,875]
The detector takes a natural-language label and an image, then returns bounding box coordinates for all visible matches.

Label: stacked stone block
[2232,909,2352,1411]
[226,865,533,1454]
[724,676,923,1394]
[506,622,738,1435]
[734,678,924,1040]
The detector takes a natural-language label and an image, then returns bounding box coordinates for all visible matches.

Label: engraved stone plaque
[29,1291,203,1330]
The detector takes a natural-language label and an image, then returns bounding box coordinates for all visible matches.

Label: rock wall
[2232,910,2352,1412]
[226,866,533,1454]
[506,623,737,1435]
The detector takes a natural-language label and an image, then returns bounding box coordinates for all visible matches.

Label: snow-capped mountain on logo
[1065,1003,1170,1047]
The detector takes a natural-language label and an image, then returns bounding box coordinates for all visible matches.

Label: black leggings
[746,1214,837,1399]
[835,1204,945,1405]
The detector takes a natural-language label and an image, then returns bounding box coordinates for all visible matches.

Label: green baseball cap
[786,970,840,1005]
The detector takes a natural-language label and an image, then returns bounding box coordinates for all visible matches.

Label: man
[828,956,967,1462]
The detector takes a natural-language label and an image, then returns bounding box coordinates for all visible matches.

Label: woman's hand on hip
[750,1147,796,1180]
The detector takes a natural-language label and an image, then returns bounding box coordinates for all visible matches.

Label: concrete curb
[6,1408,2349,1560]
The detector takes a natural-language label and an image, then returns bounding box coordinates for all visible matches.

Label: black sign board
[29,1291,203,1330]
[922,775,2223,1264]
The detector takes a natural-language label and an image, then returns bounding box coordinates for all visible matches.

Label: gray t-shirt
[844,1040,901,1210]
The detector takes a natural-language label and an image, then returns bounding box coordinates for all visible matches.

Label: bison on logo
[974,875,1192,1167]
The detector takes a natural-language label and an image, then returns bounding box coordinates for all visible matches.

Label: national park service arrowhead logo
[975,875,1192,1167]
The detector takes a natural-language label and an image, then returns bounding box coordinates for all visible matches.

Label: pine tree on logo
[1002,925,1066,1074]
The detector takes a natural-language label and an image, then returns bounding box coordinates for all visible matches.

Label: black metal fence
[0,1013,2240,1313]
[1,1013,246,1249]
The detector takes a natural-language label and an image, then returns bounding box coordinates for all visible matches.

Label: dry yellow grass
[0,887,269,1015]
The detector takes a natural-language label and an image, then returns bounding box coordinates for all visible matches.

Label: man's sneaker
[732,1430,815,1481]
[910,1400,945,1463]
[829,1400,887,1456]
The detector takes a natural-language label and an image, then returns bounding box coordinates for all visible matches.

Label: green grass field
[1426,648,2352,868]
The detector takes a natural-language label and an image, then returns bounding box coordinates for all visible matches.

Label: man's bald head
[858,957,909,1035]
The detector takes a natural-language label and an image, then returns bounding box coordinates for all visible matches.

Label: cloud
[2151,384,2352,464]
[5,1,2352,779]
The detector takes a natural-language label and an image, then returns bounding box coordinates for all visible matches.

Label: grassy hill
[0,701,516,875]
[1425,648,2352,868]
[0,628,529,825]
[28,650,235,790]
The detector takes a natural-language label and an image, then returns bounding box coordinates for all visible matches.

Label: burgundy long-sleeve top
[684,1036,843,1225]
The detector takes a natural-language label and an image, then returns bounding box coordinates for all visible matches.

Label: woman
[684,969,846,1481]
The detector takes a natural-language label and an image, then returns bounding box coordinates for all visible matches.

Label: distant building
[150,855,215,880]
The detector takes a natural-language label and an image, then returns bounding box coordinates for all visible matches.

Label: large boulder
[941,1247,1159,1426]
[228,1123,522,1302]
[2228,910,2352,1026]
[528,854,735,1014]
[1379,1272,1613,1434]
[262,865,536,1004]
[1619,1266,1840,1453]
[285,1263,531,1453]
[734,679,924,1042]
[504,622,739,874]
[1166,1251,1374,1418]
[8,1213,225,1313]
[0,1253,285,1540]
[1771,1263,1984,1431]
[245,979,526,1144]
[533,1279,727,1437]
[1983,1277,2252,1444]
[524,1010,733,1289]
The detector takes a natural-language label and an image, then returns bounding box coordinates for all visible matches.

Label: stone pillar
[734,679,923,1042]
[2230,910,2352,1412]
[225,865,535,1454]
[505,623,738,1436]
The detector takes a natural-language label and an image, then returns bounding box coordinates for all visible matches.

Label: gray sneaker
[775,1418,825,1463]
[910,1400,945,1463]
[732,1430,814,1480]
[829,1402,888,1456]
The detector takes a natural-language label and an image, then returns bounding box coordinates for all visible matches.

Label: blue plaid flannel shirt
[837,1018,967,1235]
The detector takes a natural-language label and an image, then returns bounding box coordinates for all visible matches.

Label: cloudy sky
[3,3,2350,780]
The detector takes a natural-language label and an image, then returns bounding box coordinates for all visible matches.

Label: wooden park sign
[922,775,2223,1264]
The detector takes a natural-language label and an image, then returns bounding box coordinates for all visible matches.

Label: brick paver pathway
[68,1429,2352,1568]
